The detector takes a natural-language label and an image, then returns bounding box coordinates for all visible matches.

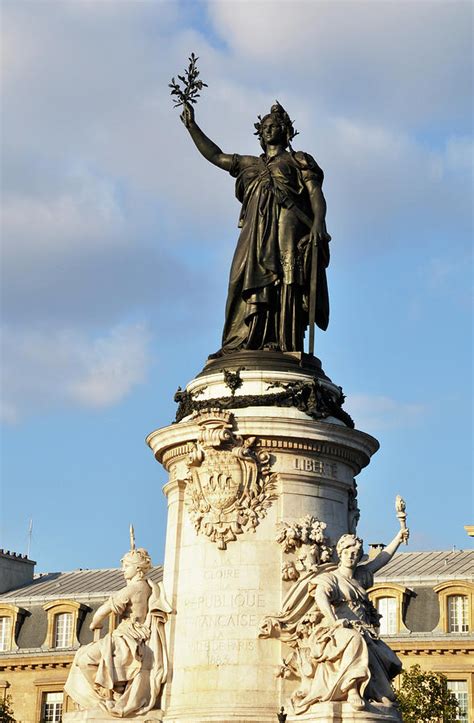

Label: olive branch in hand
[169,53,208,108]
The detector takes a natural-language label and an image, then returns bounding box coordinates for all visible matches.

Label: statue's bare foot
[347,689,365,710]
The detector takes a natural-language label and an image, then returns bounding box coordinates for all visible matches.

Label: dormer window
[53,612,73,648]
[0,604,26,651]
[433,582,474,634]
[368,583,410,635]
[376,596,397,635]
[448,594,469,633]
[42,600,88,649]
[0,616,12,651]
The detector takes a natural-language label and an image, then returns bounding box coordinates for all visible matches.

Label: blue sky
[1,0,472,573]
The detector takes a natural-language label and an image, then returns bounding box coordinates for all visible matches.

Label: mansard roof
[0,564,163,603]
[374,549,474,585]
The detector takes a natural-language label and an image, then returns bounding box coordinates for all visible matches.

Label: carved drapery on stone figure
[174,55,331,358]
[185,410,277,549]
[65,539,171,717]
[260,503,409,717]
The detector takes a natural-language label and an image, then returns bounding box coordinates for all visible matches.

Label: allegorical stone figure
[260,521,409,716]
[181,101,331,356]
[65,544,171,717]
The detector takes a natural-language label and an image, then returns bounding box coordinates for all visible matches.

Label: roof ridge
[34,564,163,577]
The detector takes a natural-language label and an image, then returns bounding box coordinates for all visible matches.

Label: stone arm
[314,584,338,626]
[89,599,113,631]
[89,586,131,630]
[181,104,233,172]
[365,528,409,575]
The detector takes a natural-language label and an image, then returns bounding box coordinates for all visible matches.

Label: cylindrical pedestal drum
[146,359,395,723]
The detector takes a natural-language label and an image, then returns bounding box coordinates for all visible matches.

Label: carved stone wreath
[184,409,277,549]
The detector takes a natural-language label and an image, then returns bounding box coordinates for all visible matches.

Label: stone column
[147,363,380,723]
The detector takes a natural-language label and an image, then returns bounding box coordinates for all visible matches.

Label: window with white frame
[0,616,12,651]
[53,612,73,648]
[448,595,469,632]
[42,692,63,723]
[447,680,468,722]
[376,596,397,635]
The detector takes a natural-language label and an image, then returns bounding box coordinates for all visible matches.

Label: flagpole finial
[129,524,136,551]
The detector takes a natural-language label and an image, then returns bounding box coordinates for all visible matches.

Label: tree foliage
[397,664,460,722]
[0,696,16,723]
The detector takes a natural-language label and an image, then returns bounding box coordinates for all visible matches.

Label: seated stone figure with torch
[260,499,409,717]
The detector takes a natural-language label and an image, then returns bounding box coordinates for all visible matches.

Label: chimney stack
[0,549,36,593]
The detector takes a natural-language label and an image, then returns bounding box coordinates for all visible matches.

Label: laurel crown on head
[254,101,299,147]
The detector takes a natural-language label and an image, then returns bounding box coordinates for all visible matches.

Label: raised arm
[365,527,409,575]
[181,104,234,172]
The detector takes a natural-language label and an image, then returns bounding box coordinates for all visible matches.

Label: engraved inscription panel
[294,456,338,478]
[179,566,269,666]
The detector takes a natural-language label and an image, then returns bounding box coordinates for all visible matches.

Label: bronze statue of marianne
[181,100,331,358]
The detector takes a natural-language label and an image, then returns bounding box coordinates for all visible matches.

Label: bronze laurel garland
[174,379,354,427]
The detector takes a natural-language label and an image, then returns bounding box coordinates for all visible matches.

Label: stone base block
[163,710,277,723]
[286,701,401,722]
[64,711,163,723]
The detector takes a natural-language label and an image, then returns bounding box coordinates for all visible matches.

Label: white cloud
[2,164,126,259]
[208,0,472,128]
[0,323,151,423]
[2,0,470,266]
[0,0,471,420]
[345,393,426,432]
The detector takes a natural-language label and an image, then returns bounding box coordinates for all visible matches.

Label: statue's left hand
[310,221,330,266]
[310,220,326,244]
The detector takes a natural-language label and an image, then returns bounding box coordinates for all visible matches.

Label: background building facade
[1,546,472,722]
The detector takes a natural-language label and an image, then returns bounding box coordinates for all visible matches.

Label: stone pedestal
[146,356,379,723]
[64,712,163,723]
[286,701,401,721]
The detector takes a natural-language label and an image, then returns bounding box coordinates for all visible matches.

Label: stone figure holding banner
[65,543,171,717]
[180,100,331,357]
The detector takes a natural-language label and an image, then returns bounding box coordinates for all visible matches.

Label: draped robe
[220,150,330,354]
[65,579,171,717]
[260,564,402,714]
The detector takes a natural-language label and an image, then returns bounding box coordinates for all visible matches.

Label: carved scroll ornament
[184,410,277,549]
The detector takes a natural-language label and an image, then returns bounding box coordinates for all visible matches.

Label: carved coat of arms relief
[184,410,277,549]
